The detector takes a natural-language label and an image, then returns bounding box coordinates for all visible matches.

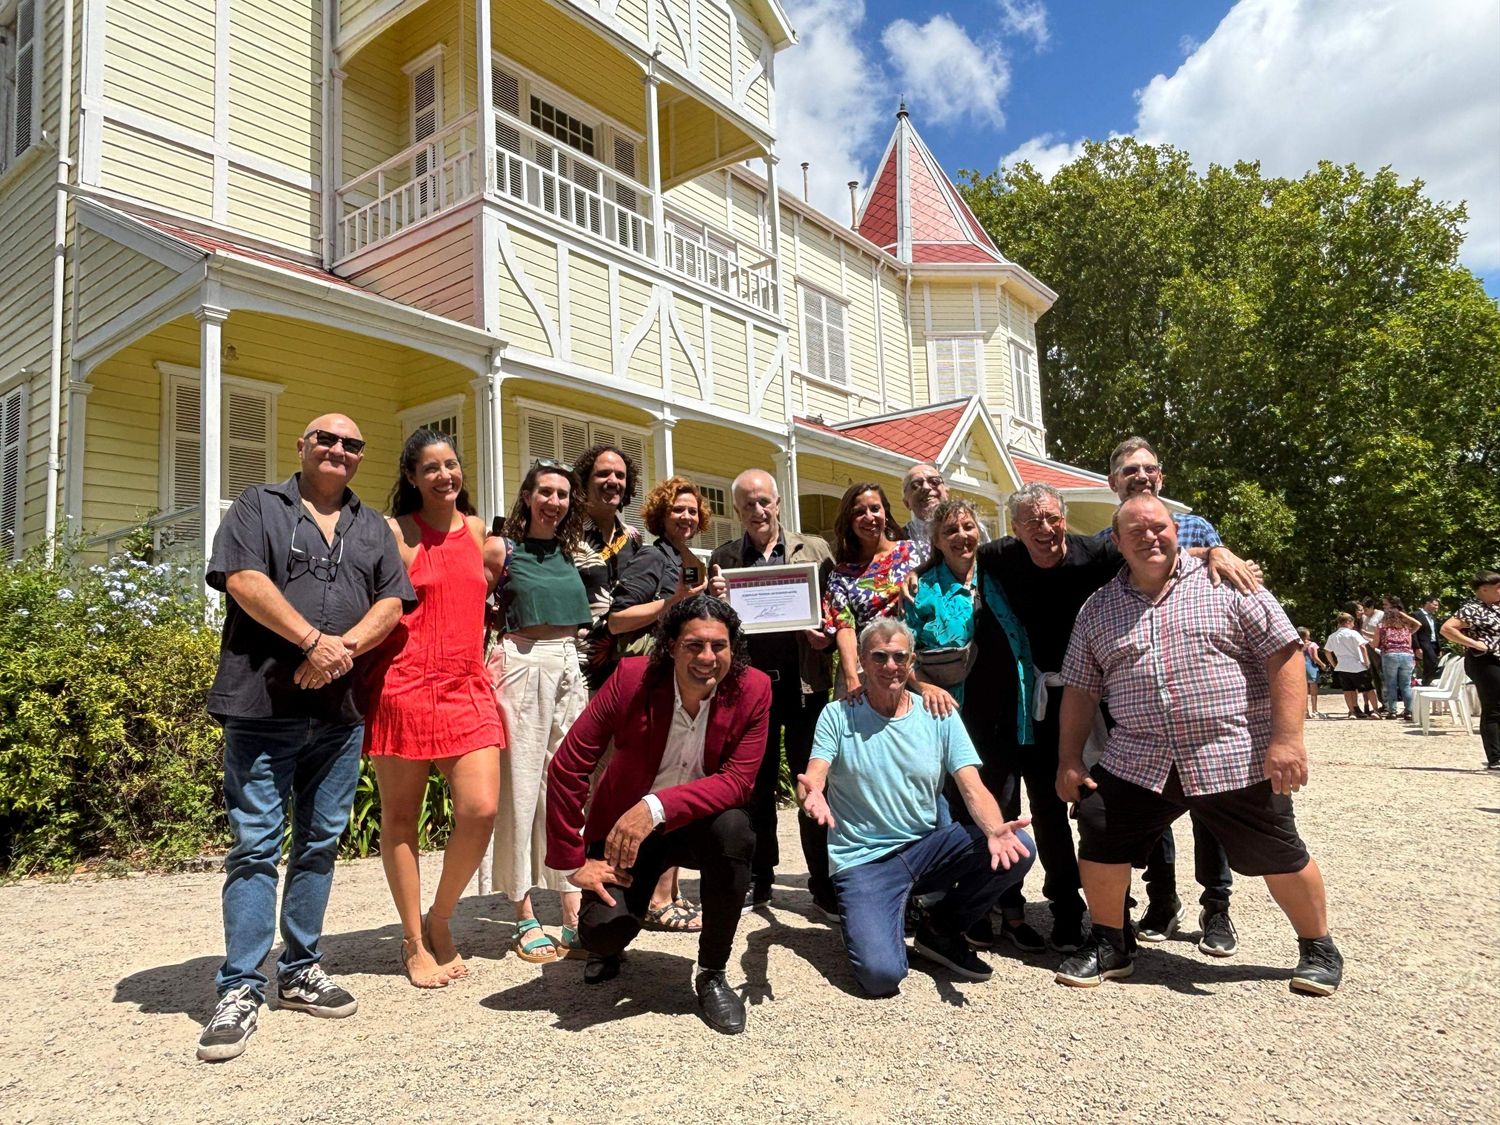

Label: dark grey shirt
[205,474,415,724]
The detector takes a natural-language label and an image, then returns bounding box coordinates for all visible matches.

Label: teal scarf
[980,570,1035,745]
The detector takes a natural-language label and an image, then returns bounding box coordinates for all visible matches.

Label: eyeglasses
[906,475,944,490]
[304,429,367,456]
[532,458,562,470]
[868,650,913,667]
[1117,463,1161,478]
[1019,512,1065,531]
[288,521,345,583]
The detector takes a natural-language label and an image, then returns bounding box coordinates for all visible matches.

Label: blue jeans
[216,717,363,999]
[1383,653,1414,714]
[832,822,1035,996]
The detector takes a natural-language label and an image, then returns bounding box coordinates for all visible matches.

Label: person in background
[1375,599,1422,721]
[1298,627,1329,720]
[478,461,593,963]
[1325,613,1380,719]
[571,444,643,694]
[1412,595,1443,686]
[1360,597,1387,715]
[708,469,837,919]
[364,430,503,988]
[197,415,413,1063]
[901,462,990,545]
[1440,571,1500,770]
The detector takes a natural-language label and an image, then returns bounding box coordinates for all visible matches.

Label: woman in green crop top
[475,460,592,963]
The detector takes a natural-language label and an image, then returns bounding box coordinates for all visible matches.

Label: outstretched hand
[988,815,1033,871]
[796,774,836,828]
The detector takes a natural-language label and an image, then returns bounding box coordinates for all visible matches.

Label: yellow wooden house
[0,0,1119,575]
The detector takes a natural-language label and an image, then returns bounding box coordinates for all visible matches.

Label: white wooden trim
[212,0,230,222]
[79,0,107,184]
[74,197,205,269]
[616,284,663,379]
[64,379,92,525]
[556,242,571,361]
[397,392,466,451]
[663,296,708,400]
[494,219,561,358]
[154,361,286,397]
[74,266,206,368]
[490,48,645,144]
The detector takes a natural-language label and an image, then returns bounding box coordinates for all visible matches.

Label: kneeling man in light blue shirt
[800,617,1035,997]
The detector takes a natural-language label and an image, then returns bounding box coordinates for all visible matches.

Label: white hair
[1006,482,1066,524]
[731,468,779,500]
[858,616,914,655]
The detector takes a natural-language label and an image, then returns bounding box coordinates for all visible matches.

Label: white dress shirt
[641,680,714,826]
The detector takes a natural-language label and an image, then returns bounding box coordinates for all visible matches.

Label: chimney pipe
[848,181,859,226]
[801,161,810,202]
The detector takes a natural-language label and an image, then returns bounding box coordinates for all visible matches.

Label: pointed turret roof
[855,103,1008,267]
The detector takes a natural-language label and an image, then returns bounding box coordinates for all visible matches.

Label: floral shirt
[823,539,931,635]
[1376,623,1413,655]
[1455,598,1500,657]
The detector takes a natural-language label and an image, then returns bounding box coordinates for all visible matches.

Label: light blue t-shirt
[810,693,982,873]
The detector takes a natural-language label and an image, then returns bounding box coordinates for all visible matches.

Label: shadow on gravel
[1121,944,1288,995]
[1478,808,1500,815]
[1392,765,1487,774]
[738,914,853,1003]
[479,950,699,1030]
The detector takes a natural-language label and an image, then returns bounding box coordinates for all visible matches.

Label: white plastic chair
[1413,656,1474,735]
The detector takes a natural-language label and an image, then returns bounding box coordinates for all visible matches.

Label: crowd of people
[192,414,1499,1062]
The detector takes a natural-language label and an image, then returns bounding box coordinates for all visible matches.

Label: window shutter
[593,424,647,532]
[11,0,37,159]
[167,377,275,512]
[558,418,590,467]
[1011,342,1036,421]
[932,339,957,400]
[825,300,848,384]
[524,412,558,463]
[803,289,826,381]
[493,64,522,159]
[167,377,204,512]
[956,339,980,397]
[223,387,273,499]
[611,133,639,219]
[0,387,22,557]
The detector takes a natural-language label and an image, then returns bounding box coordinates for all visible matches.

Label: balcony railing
[337,113,483,259]
[86,503,231,587]
[664,229,777,314]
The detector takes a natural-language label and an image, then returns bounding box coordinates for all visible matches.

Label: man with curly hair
[546,595,771,1034]
[570,443,642,693]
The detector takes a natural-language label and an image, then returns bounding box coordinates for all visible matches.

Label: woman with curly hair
[477,459,593,963]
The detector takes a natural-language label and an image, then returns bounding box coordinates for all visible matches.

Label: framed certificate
[718,562,822,634]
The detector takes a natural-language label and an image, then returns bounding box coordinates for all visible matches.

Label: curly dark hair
[389,428,475,517]
[645,594,751,694]
[832,481,902,564]
[642,475,706,539]
[572,442,640,511]
[502,460,584,557]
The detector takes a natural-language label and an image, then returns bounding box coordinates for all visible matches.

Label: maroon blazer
[545,656,771,872]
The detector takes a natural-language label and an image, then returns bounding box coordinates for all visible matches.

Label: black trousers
[1418,643,1442,686]
[749,684,830,897]
[1141,815,1234,909]
[1466,654,1500,766]
[579,807,754,972]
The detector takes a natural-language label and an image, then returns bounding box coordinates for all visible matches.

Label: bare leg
[429,745,501,977]
[1077,859,1133,929]
[561,890,581,929]
[650,867,678,911]
[370,756,447,988]
[1343,689,1358,716]
[1263,858,1329,939]
[1307,682,1319,717]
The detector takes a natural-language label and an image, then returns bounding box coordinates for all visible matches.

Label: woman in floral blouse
[1441,570,1500,769]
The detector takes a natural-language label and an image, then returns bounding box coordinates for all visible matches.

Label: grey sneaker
[1137,896,1185,943]
[276,964,358,1018]
[1198,908,1239,957]
[196,985,260,1062]
[1290,935,1343,996]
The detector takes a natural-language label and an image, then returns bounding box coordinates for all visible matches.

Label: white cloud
[1135,0,1500,270]
[998,0,1049,49]
[773,0,891,220]
[1000,132,1089,178]
[882,15,1011,128]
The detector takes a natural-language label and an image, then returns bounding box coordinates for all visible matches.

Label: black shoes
[583,953,622,985]
[742,877,774,915]
[999,919,1048,954]
[1054,927,1135,988]
[964,914,998,950]
[276,965,358,1018]
[811,890,842,923]
[1049,915,1086,953]
[695,969,747,1034]
[1290,936,1343,996]
[1198,907,1239,957]
[196,985,260,1062]
[1137,896,1185,943]
[913,923,994,981]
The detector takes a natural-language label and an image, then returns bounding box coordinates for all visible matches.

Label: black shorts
[1334,669,1372,692]
[1076,766,1310,877]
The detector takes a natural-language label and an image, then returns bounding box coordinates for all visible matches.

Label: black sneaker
[583,953,622,985]
[913,924,993,981]
[276,964,358,1018]
[742,878,773,915]
[1198,908,1239,957]
[196,985,260,1062]
[1290,935,1344,996]
[811,890,842,923]
[964,914,998,950]
[1137,896,1185,943]
[1049,916,1086,953]
[1054,930,1135,988]
[903,896,927,937]
[999,919,1048,953]
[695,969,746,1034]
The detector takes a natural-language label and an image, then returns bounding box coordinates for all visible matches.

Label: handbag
[916,642,978,687]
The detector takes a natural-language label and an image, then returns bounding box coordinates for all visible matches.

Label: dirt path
[2,710,1496,1124]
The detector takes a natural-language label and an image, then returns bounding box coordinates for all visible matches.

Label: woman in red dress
[364,428,505,987]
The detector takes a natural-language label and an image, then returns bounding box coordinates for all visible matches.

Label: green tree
[961,139,1500,623]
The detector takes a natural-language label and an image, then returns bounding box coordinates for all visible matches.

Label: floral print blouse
[822,539,932,635]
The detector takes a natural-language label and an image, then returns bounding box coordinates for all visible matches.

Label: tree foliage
[961,139,1500,623]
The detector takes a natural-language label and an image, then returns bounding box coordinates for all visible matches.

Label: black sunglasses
[288,521,346,583]
[869,651,913,667]
[305,429,367,455]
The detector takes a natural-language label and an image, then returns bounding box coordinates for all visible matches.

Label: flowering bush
[0,542,224,872]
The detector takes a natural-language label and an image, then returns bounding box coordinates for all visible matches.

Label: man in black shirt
[197,414,414,1063]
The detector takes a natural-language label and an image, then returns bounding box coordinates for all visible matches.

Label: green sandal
[513,917,558,963]
[556,924,589,960]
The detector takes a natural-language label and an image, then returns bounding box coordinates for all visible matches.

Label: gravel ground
[2,705,1496,1125]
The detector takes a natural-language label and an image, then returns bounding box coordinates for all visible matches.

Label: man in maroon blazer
[547,595,771,1034]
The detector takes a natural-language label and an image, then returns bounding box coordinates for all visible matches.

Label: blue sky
[773,0,1500,296]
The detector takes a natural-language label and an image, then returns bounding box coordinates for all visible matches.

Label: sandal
[556,924,589,960]
[400,936,449,989]
[641,899,703,933]
[425,912,467,980]
[513,917,559,963]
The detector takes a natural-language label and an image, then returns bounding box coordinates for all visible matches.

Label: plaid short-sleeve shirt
[1061,554,1299,795]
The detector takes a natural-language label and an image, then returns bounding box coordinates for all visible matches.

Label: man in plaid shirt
[1054,494,1343,996]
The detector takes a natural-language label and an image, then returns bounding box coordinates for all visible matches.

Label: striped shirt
[1061,553,1299,795]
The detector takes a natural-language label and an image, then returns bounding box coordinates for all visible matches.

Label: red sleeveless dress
[363,516,504,759]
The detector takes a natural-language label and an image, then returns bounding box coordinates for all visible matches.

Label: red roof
[139,217,370,296]
[836,404,967,461]
[1010,453,1104,490]
[855,107,1006,267]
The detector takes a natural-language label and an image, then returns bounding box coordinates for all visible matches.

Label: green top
[505,537,591,630]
